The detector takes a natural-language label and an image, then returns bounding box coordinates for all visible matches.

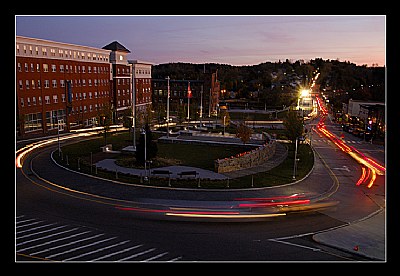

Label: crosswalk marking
[88,244,143,262]
[16,220,43,229]
[116,248,156,262]
[312,139,362,144]
[17,223,57,235]
[62,240,131,261]
[17,225,69,240]
[17,227,78,247]
[46,236,118,259]
[141,252,169,262]
[16,214,183,262]
[28,231,93,255]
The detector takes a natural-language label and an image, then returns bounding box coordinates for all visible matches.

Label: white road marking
[62,240,131,261]
[116,248,156,262]
[16,227,78,247]
[27,231,92,255]
[88,244,143,262]
[47,236,117,259]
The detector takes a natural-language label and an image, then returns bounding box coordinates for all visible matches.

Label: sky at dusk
[15,15,386,67]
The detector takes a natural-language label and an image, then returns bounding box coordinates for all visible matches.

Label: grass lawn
[55,130,314,189]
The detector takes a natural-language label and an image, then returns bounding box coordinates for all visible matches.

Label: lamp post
[200,84,203,127]
[292,137,298,180]
[132,68,136,151]
[223,115,226,136]
[141,128,147,180]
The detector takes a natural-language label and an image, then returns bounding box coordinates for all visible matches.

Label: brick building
[16,36,153,139]
[16,35,112,138]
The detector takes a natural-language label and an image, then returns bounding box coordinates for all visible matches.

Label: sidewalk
[313,208,386,261]
[95,159,228,180]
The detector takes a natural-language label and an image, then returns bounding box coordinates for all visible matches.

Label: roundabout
[16,126,385,261]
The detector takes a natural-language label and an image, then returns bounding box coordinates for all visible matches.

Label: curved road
[15,121,385,262]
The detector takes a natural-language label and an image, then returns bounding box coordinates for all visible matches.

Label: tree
[236,123,252,144]
[135,123,158,165]
[97,102,113,146]
[283,110,304,143]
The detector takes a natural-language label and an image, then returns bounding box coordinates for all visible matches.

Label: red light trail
[314,95,385,188]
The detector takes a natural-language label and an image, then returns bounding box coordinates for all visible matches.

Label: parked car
[352,128,360,136]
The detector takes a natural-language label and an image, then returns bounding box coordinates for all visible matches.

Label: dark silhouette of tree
[236,123,252,144]
[135,123,158,165]
[283,110,304,143]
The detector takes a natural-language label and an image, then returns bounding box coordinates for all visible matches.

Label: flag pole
[166,76,170,138]
[187,81,191,132]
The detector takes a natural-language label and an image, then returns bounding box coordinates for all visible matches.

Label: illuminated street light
[300,89,310,98]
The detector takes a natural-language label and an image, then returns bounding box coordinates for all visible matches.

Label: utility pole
[166,76,170,138]
[292,138,298,180]
[131,67,136,151]
[200,84,203,127]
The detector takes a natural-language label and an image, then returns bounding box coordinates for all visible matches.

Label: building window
[20,98,24,107]
[53,95,58,103]
[24,63,28,72]
[44,80,49,88]
[24,113,43,132]
[52,80,57,88]
[43,64,49,72]
[25,80,30,89]
[45,96,50,104]
[19,80,23,89]
[51,64,56,72]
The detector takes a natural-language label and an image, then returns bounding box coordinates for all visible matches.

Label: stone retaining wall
[215,140,276,173]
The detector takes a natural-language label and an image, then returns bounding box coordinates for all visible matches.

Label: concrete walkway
[95,132,287,180]
[95,160,228,180]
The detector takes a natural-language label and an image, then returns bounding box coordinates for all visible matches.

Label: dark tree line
[153,58,385,105]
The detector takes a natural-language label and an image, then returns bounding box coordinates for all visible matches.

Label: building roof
[102,41,131,53]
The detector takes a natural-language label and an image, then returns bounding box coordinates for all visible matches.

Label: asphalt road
[15,121,384,262]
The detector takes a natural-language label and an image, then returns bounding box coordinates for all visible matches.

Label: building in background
[151,71,220,123]
[16,36,154,139]
[16,35,112,138]
[129,60,153,125]
[102,41,132,124]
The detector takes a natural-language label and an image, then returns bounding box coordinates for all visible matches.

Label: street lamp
[223,115,226,136]
[141,128,147,181]
[292,137,299,180]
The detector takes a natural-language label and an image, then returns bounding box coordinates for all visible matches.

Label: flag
[187,81,192,98]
